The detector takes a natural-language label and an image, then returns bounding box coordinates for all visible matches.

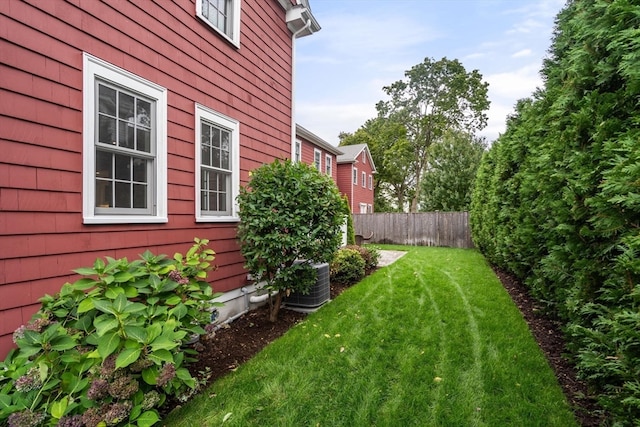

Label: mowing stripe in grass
[164,246,577,427]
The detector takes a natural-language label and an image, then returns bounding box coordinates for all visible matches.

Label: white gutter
[290,17,312,160]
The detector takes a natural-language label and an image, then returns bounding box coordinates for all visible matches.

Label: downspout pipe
[290,16,312,160]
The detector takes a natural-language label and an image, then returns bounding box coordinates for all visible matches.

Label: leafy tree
[376,57,490,212]
[237,160,347,322]
[420,130,486,211]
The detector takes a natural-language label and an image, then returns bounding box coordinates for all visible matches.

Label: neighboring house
[337,144,377,214]
[0,0,320,357]
[294,124,342,182]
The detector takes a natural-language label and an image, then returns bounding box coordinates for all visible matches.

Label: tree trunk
[269,292,282,322]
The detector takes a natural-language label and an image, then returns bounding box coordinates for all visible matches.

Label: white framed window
[353,167,358,184]
[367,204,373,213]
[313,149,322,171]
[294,139,301,162]
[368,174,373,190]
[362,171,366,187]
[359,203,367,214]
[325,154,332,176]
[83,53,167,224]
[362,151,367,164]
[196,0,241,47]
[195,104,240,222]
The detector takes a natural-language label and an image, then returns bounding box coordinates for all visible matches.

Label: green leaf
[72,278,98,291]
[77,298,95,314]
[136,410,160,427]
[165,295,182,305]
[146,323,162,343]
[73,267,97,276]
[124,326,147,343]
[93,298,116,315]
[175,367,193,382]
[123,302,147,314]
[105,286,125,299]
[113,293,128,313]
[97,331,121,359]
[50,396,69,419]
[150,335,179,352]
[148,349,174,364]
[114,271,134,283]
[116,347,142,369]
[94,315,119,337]
[141,366,159,385]
[50,335,77,351]
[169,304,188,320]
[124,285,140,298]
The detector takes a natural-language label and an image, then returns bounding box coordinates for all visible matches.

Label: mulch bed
[186,272,604,426]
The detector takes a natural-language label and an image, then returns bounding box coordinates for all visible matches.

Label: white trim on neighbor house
[82,53,168,224]
[313,148,322,171]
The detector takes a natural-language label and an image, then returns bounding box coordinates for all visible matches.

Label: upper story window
[195,104,240,222]
[314,149,322,171]
[362,151,367,164]
[83,53,167,224]
[325,154,332,176]
[362,171,366,187]
[353,167,358,185]
[369,175,373,190]
[197,0,241,47]
[294,140,301,162]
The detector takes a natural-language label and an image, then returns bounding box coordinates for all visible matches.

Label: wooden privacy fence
[353,212,474,249]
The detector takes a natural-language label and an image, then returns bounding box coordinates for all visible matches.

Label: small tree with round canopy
[237,159,348,322]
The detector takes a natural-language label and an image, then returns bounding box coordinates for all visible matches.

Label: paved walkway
[377,250,407,267]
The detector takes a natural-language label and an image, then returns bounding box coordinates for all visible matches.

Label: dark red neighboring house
[336,144,376,213]
[0,0,320,357]
[295,124,341,182]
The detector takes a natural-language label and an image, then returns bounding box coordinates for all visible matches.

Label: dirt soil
[187,271,604,426]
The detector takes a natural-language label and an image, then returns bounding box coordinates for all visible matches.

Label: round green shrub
[344,245,380,272]
[330,248,366,285]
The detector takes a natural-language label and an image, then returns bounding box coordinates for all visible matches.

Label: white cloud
[512,48,532,58]
[485,64,543,99]
[296,102,377,145]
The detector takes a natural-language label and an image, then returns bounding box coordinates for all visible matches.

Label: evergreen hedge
[470,1,640,424]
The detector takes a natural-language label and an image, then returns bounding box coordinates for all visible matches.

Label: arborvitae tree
[471,1,640,422]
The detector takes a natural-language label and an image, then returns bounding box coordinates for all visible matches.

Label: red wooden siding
[336,157,375,213]
[0,0,296,357]
[298,139,338,182]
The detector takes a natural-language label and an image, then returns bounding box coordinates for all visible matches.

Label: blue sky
[294,0,566,145]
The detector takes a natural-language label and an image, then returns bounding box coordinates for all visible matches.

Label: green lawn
[165,246,577,426]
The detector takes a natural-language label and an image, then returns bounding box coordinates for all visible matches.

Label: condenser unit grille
[284,262,330,308]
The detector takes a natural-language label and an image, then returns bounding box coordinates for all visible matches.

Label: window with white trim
[294,139,301,162]
[83,53,167,224]
[367,204,373,213]
[313,149,322,171]
[325,154,332,176]
[368,174,373,190]
[353,167,358,184]
[362,171,366,187]
[195,104,240,222]
[362,151,366,164]
[359,203,367,214]
[196,0,241,47]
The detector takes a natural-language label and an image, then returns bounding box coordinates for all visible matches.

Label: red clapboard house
[0,0,320,357]
[294,124,342,182]
[336,144,376,214]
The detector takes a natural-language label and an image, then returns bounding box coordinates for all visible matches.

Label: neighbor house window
[196,0,241,47]
[294,140,301,162]
[368,174,373,190]
[359,203,367,214]
[195,104,239,222]
[82,53,167,224]
[362,151,366,164]
[314,149,322,171]
[353,167,358,184]
[325,154,332,176]
[362,171,366,187]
